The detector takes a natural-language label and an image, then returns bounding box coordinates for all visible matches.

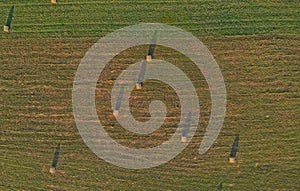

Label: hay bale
[113,110,119,117]
[146,55,152,61]
[3,26,9,32]
[51,0,57,4]
[49,167,56,174]
[135,83,142,90]
[229,157,235,164]
[181,136,187,143]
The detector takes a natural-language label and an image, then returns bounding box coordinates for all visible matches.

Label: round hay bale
[229,157,235,164]
[181,136,187,143]
[113,110,119,117]
[135,83,142,90]
[146,55,152,61]
[49,167,56,174]
[3,26,9,32]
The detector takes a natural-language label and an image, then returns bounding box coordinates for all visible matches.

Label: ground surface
[0,1,299,190]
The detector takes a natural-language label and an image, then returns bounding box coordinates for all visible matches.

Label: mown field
[1,0,299,190]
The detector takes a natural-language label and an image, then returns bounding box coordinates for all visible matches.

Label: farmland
[1,0,299,190]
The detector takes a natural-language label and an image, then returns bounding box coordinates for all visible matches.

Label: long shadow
[217,182,223,191]
[137,61,147,85]
[115,86,124,111]
[182,112,192,138]
[230,134,239,158]
[5,6,14,28]
[51,143,60,169]
[147,30,157,57]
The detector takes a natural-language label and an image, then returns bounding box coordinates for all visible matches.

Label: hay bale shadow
[217,182,223,191]
[181,112,192,138]
[5,6,14,29]
[147,31,157,57]
[230,134,239,159]
[51,143,60,169]
[137,61,147,85]
[115,86,125,111]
